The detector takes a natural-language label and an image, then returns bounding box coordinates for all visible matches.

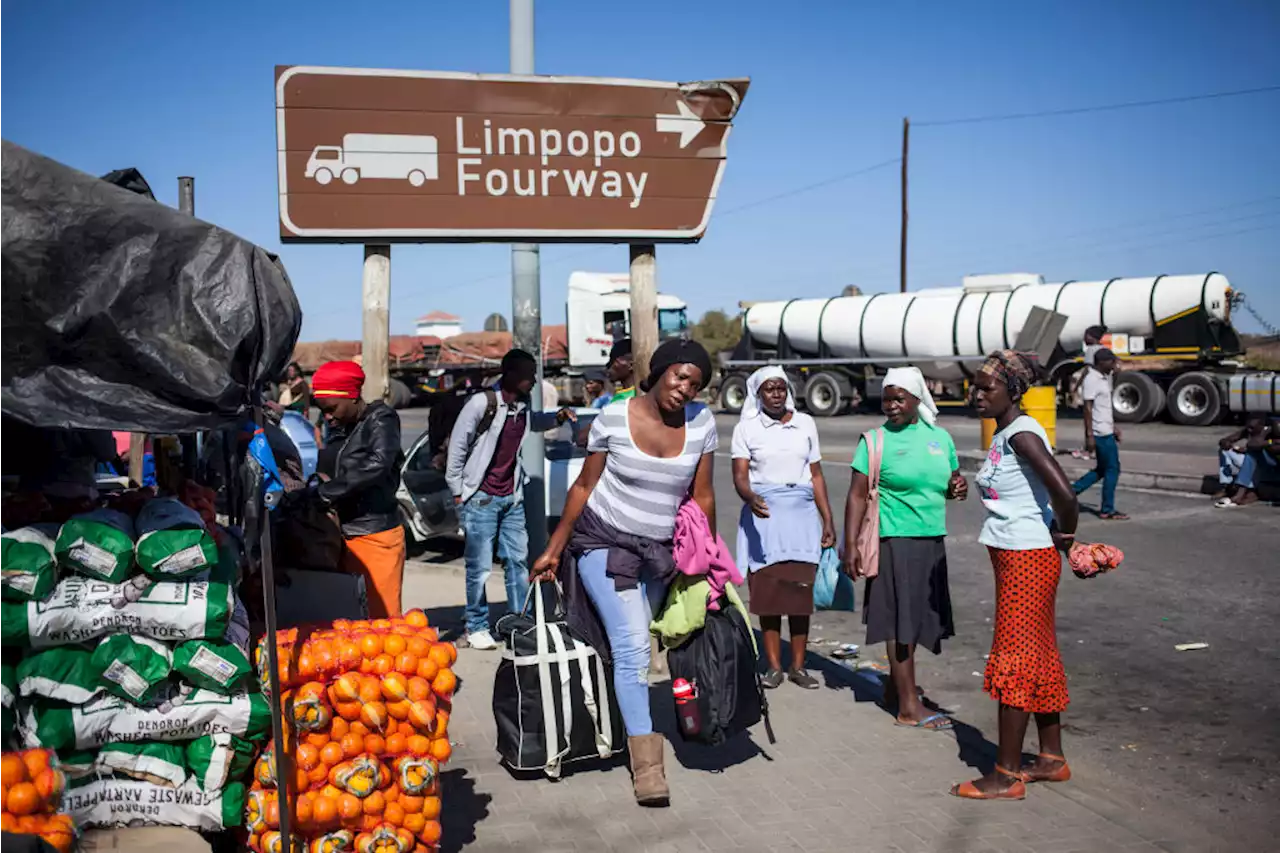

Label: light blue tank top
[976,416,1054,550]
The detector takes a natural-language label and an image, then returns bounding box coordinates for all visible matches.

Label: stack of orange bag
[0,748,76,853]
[246,609,455,853]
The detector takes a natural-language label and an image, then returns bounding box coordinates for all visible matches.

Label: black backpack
[666,602,769,746]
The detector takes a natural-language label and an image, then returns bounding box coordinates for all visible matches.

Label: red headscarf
[312,361,365,400]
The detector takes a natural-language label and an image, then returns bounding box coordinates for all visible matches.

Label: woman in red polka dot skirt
[953,351,1081,800]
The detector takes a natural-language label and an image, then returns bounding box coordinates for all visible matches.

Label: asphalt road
[400,405,1277,844]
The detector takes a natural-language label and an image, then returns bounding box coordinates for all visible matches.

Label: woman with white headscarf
[843,367,967,729]
[732,367,836,689]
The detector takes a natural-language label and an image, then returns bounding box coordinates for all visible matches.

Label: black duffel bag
[493,582,625,777]
[667,600,768,746]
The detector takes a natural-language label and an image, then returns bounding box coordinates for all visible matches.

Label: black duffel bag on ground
[493,582,625,778]
[667,599,768,746]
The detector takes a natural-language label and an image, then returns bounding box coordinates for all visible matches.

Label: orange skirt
[341,527,407,619]
[983,546,1069,713]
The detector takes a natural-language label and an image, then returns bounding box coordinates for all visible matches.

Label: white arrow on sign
[655,100,706,149]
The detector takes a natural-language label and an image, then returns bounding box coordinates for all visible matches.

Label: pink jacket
[672,498,744,610]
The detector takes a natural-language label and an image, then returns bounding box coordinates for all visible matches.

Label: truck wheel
[314,168,333,186]
[805,372,844,418]
[719,374,748,414]
[388,378,413,409]
[1112,372,1161,423]
[1167,372,1222,426]
[341,168,359,185]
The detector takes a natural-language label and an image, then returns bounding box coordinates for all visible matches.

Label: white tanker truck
[722,272,1250,426]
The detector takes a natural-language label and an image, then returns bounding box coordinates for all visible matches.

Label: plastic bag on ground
[55,508,136,583]
[90,634,173,704]
[814,547,857,612]
[2,523,61,601]
[135,498,217,580]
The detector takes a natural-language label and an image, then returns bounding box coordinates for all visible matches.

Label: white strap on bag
[532,583,564,778]
[590,649,613,757]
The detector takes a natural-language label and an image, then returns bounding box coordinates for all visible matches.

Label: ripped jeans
[575,549,668,736]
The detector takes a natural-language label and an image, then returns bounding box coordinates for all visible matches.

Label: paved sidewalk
[403,562,1220,853]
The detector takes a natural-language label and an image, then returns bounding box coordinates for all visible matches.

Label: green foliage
[691,309,742,358]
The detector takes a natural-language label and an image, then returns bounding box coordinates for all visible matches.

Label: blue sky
[4,0,1278,340]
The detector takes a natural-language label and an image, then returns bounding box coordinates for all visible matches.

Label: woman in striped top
[531,339,717,807]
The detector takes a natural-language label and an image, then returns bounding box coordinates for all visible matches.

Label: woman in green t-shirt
[844,367,967,730]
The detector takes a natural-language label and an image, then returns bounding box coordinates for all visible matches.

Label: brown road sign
[275,66,748,243]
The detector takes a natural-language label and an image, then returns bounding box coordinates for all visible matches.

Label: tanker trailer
[723,272,1244,425]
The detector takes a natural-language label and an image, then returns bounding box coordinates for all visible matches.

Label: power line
[915,84,1280,127]
[714,157,900,217]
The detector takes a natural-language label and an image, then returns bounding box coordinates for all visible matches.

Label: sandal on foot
[1099,511,1130,520]
[1021,752,1071,783]
[895,712,953,731]
[950,766,1027,800]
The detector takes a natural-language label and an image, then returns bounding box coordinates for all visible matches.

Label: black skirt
[862,537,954,654]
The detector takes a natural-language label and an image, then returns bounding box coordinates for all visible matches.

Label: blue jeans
[1073,433,1120,514]
[576,549,667,737]
[1221,448,1278,489]
[461,492,530,635]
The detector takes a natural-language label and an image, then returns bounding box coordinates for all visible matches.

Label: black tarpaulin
[1,141,302,432]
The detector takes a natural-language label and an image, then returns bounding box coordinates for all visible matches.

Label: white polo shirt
[731,410,822,487]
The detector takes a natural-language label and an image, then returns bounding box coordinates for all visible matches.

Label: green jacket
[650,576,754,654]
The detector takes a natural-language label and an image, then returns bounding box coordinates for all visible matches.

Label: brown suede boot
[627,733,670,806]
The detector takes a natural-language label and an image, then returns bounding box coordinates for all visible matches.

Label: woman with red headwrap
[311,360,407,617]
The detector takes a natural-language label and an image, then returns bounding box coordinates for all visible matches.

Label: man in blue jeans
[1072,349,1128,520]
[445,349,575,649]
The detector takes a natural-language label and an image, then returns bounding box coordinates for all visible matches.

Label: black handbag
[492,582,625,777]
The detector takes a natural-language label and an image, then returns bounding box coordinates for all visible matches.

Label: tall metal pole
[177,176,199,475]
[510,0,548,555]
[899,117,910,293]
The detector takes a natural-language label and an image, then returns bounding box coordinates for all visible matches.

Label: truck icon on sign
[305,133,439,187]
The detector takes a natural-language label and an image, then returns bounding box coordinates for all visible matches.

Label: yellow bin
[979,385,1057,450]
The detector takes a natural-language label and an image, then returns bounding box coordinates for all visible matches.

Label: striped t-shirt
[585,399,718,540]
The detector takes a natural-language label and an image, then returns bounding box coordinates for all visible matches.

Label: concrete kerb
[956,450,1210,496]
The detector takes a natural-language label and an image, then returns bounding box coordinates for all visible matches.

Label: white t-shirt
[1083,343,1102,367]
[1081,368,1114,436]
[976,416,1055,550]
[731,411,821,487]
[586,399,718,540]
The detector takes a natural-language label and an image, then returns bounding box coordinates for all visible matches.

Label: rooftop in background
[415,311,461,323]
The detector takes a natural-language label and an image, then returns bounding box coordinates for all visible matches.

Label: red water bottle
[672,678,701,736]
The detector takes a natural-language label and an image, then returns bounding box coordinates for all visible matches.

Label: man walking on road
[446,349,576,649]
[1072,348,1128,520]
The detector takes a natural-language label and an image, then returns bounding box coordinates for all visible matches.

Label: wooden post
[361,245,391,403]
[629,244,658,386]
[128,433,146,486]
[899,117,910,293]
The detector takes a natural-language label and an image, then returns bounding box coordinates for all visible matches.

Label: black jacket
[318,402,404,536]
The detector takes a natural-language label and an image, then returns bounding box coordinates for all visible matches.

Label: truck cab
[565,271,688,367]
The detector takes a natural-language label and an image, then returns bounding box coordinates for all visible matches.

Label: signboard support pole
[362,245,392,402]
[629,243,659,387]
[510,0,549,555]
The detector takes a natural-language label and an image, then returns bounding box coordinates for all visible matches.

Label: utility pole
[900,117,910,293]
[361,245,391,403]
[510,0,548,555]
[629,245,659,384]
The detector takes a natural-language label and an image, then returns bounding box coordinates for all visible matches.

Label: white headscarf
[741,366,795,422]
[882,366,938,425]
